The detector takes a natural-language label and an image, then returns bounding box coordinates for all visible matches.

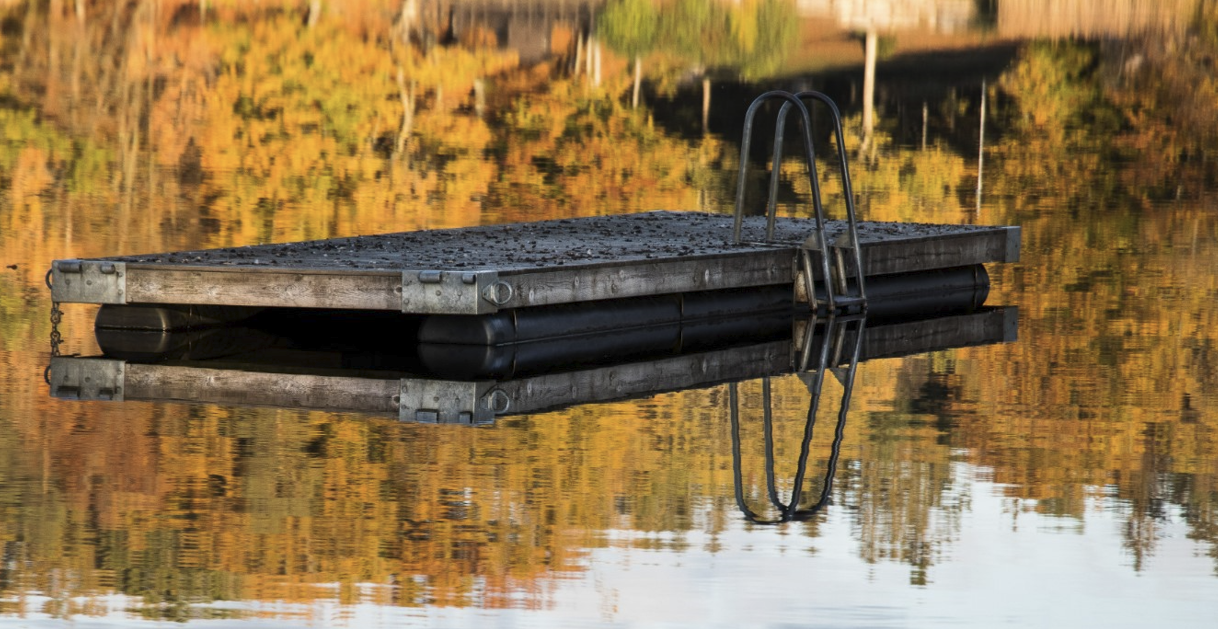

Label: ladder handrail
[763,93,861,243]
[731,90,866,313]
[780,91,867,307]
[731,90,836,310]
[731,91,829,244]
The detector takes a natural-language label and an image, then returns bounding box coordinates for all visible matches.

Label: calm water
[2,1,1218,627]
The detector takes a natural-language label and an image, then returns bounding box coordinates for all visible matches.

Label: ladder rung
[827,296,867,309]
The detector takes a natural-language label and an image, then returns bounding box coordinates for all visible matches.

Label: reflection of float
[47,297,1016,425]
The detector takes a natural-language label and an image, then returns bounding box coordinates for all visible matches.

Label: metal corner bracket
[401,269,506,315]
[49,259,128,304]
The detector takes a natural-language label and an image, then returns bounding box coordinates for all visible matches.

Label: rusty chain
[46,268,64,358]
[49,301,63,357]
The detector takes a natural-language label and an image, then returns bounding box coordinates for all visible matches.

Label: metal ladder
[731,90,867,314]
[729,313,866,524]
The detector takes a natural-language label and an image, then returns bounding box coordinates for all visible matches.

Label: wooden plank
[499,249,793,308]
[858,227,1021,276]
[125,266,402,310]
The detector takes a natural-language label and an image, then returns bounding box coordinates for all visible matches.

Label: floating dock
[48,211,1019,325]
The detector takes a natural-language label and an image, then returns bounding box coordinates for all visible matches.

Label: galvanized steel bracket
[400,269,505,314]
[398,379,502,425]
[48,357,126,401]
[49,259,128,304]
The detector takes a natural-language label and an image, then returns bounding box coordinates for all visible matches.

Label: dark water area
[2,0,1218,626]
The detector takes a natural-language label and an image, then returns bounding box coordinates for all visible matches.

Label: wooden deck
[48,308,1017,423]
[49,212,1020,316]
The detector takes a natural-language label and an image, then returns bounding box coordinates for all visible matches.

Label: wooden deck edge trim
[125,267,404,310]
[497,249,795,308]
[859,227,1020,275]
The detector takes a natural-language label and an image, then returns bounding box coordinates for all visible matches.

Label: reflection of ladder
[729,313,866,524]
[731,90,867,314]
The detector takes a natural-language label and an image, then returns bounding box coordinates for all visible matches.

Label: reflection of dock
[48,307,1016,423]
[48,211,1018,318]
